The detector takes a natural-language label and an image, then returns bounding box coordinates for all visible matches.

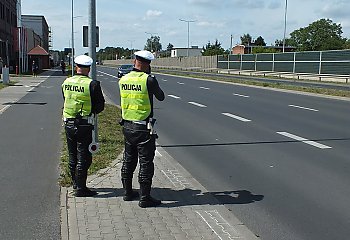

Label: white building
[171,46,202,57]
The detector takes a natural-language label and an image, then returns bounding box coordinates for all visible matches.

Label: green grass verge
[59,104,124,187]
[0,81,19,90]
[156,70,350,98]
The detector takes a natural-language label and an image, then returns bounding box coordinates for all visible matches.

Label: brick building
[0,0,17,69]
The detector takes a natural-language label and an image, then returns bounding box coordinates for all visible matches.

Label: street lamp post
[128,40,134,58]
[71,0,74,76]
[179,19,196,57]
[282,0,288,53]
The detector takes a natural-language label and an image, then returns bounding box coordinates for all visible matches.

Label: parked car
[117,64,134,78]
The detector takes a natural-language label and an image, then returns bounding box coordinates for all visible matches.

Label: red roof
[28,45,49,56]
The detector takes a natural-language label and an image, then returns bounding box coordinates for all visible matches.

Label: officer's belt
[64,117,89,121]
[124,120,148,125]
[64,117,90,125]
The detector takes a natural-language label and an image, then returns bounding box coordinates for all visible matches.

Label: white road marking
[97,70,118,79]
[222,112,251,122]
[233,93,250,98]
[162,79,168,82]
[168,94,181,99]
[200,86,210,90]
[196,210,240,239]
[288,104,319,112]
[155,150,162,157]
[188,102,207,108]
[0,105,11,115]
[177,82,185,85]
[277,131,332,149]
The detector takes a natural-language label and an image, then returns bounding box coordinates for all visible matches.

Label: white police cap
[74,55,93,67]
[134,50,155,61]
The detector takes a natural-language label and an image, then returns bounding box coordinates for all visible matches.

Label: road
[98,66,350,240]
[0,71,63,240]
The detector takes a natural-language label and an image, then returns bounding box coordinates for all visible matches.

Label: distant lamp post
[128,40,135,58]
[179,19,196,57]
[145,32,158,53]
[71,0,83,76]
[282,0,288,53]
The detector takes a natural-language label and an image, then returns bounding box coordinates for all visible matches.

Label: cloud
[321,1,350,18]
[146,10,163,18]
[197,21,224,28]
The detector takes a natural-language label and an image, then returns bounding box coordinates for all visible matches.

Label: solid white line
[97,70,118,79]
[233,93,250,98]
[177,82,185,85]
[222,112,251,122]
[277,131,332,149]
[199,87,210,90]
[188,102,207,107]
[168,95,181,99]
[288,104,319,112]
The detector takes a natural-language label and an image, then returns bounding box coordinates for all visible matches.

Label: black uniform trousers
[121,121,156,184]
[65,121,93,190]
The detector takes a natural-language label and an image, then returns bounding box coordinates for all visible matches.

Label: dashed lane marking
[222,112,251,122]
[97,70,118,79]
[177,82,185,85]
[200,86,210,90]
[188,102,207,108]
[277,131,332,149]
[288,104,319,112]
[233,93,250,98]
[168,94,181,99]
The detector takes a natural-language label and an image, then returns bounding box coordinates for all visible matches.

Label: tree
[254,36,266,46]
[240,34,252,46]
[274,38,294,47]
[289,18,346,51]
[202,39,226,56]
[144,35,162,53]
[344,38,350,49]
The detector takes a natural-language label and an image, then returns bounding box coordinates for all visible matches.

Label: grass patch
[0,81,19,90]
[59,104,124,187]
[156,70,350,98]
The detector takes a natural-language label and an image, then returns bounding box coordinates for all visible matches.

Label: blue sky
[21,0,350,55]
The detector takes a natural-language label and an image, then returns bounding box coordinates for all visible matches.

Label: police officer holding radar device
[62,55,105,197]
[119,50,165,208]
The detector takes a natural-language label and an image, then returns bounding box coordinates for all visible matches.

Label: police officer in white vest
[119,50,165,208]
[62,55,105,197]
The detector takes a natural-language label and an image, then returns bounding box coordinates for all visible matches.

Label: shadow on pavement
[90,187,264,207]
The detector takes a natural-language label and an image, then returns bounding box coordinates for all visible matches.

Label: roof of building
[28,45,49,56]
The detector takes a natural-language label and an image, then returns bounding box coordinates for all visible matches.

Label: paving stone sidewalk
[61,146,260,240]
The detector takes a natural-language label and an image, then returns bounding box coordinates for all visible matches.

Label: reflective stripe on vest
[62,75,92,118]
[119,71,151,121]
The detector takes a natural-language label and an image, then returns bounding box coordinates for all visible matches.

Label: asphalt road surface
[0,71,63,240]
[98,66,350,240]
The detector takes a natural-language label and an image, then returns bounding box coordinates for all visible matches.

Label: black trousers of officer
[65,121,93,190]
[121,121,156,187]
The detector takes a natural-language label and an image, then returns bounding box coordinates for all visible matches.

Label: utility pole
[89,0,96,80]
[179,19,196,57]
[283,0,288,53]
[230,34,233,54]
